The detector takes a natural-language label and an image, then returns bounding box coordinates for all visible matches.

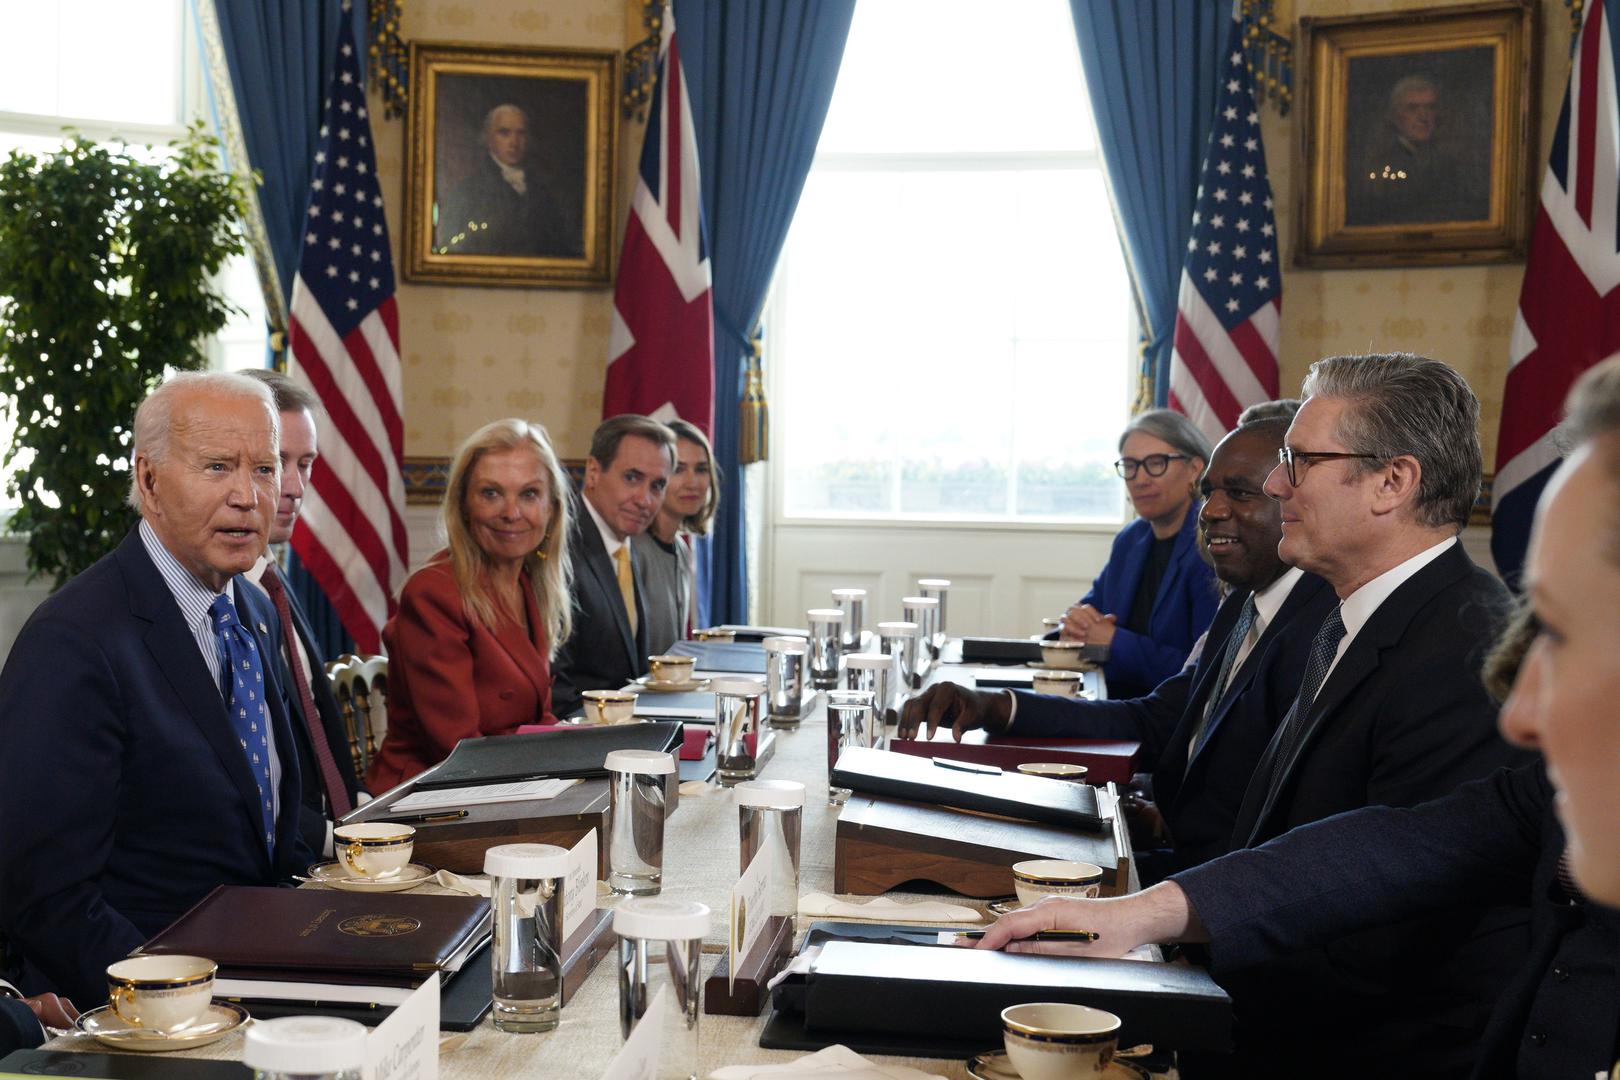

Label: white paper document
[365,972,439,1080]
[389,777,578,813]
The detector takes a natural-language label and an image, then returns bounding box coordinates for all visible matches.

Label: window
[0,0,268,506]
[774,0,1133,523]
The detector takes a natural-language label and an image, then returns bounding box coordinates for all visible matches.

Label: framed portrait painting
[403,41,618,287]
[1295,1,1535,268]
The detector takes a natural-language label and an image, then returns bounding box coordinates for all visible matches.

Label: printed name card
[563,829,598,939]
[729,845,773,992]
[365,971,438,1080]
[599,985,666,1080]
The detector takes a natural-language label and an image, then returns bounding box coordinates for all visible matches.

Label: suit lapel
[486,576,550,704]
[241,584,303,865]
[1146,506,1201,626]
[1253,547,1472,835]
[576,503,638,670]
[117,537,272,863]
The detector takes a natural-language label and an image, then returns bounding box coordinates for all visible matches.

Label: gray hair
[1237,398,1302,426]
[1389,75,1438,113]
[1119,408,1212,464]
[483,103,528,138]
[127,371,277,511]
[1302,353,1481,531]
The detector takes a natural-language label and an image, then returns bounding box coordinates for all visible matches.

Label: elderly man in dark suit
[0,372,309,1006]
[979,354,1529,1079]
[551,415,675,717]
[436,103,581,258]
[240,369,360,857]
[899,415,1337,880]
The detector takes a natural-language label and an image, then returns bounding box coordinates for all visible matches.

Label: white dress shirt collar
[491,153,527,195]
[583,496,628,559]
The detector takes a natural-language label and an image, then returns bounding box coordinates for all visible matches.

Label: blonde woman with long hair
[367,419,573,789]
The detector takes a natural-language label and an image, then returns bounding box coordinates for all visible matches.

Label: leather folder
[237,939,493,1031]
[960,636,1109,665]
[803,940,1232,1053]
[138,886,490,979]
[666,640,767,674]
[414,721,683,789]
[830,746,1103,831]
[0,1050,251,1078]
[888,732,1140,787]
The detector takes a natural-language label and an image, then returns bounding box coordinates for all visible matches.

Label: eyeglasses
[1276,447,1384,487]
[1114,453,1190,480]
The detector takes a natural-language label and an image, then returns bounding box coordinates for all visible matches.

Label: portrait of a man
[1343,48,1494,227]
[433,82,586,259]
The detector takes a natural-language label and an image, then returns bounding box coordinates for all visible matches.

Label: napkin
[708,1044,948,1080]
[679,779,715,797]
[430,869,490,897]
[797,893,983,924]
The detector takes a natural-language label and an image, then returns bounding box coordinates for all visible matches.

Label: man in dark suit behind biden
[0,372,309,1006]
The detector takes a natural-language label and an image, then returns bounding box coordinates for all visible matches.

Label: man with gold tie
[550,415,675,716]
[239,369,361,857]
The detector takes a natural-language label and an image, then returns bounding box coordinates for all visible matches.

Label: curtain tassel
[366,0,409,120]
[738,334,770,466]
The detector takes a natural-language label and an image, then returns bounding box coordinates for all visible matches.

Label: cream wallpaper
[1269,0,1576,467]
[371,0,644,463]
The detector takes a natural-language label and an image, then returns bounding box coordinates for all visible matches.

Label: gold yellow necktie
[615,542,638,636]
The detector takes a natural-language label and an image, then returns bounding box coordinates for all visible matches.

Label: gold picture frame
[403,41,618,288]
[1295,0,1535,268]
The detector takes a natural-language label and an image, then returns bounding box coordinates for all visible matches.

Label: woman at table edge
[366,419,574,791]
[637,418,720,654]
[1060,409,1219,699]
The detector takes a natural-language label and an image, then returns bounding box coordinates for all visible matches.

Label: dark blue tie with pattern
[209,593,275,854]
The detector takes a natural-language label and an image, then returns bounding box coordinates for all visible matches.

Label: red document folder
[888,731,1139,785]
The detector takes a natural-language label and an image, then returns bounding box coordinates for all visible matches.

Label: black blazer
[1196,542,1530,1075]
[1014,572,1337,878]
[551,493,650,717]
[0,529,308,1004]
[1175,764,1616,1080]
[252,571,361,849]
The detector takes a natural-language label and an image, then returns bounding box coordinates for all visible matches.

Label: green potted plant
[0,124,250,586]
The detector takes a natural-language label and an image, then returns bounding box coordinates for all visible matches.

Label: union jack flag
[603,5,715,434]
[1494,0,1620,584]
[286,13,407,653]
[1169,15,1282,445]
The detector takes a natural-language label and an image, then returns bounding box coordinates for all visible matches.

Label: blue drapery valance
[673,0,857,624]
[1069,0,1230,405]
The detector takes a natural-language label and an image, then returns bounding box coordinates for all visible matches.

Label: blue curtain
[674,0,856,624]
[1069,1,1230,404]
[198,0,363,660]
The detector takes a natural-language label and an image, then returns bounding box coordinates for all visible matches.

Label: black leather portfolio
[0,1051,250,1078]
[960,636,1108,665]
[830,746,1104,831]
[667,640,767,674]
[414,722,683,789]
[803,940,1231,1053]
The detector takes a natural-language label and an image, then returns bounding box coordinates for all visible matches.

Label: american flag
[1494,0,1620,584]
[286,13,407,653]
[1169,17,1282,445]
[603,5,715,434]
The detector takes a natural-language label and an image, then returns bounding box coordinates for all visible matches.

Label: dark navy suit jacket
[0,529,308,1005]
[1180,543,1530,1077]
[0,996,41,1056]
[1014,572,1337,878]
[1075,507,1219,698]
[1177,764,1616,1080]
[551,492,649,718]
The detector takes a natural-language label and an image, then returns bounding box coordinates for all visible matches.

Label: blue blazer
[1014,572,1338,878]
[1078,507,1219,697]
[0,529,309,1005]
[0,997,42,1056]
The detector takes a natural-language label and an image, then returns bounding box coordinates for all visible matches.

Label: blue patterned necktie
[1186,595,1259,763]
[209,593,275,853]
[1252,606,1347,811]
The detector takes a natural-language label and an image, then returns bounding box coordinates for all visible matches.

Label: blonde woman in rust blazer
[366,419,574,790]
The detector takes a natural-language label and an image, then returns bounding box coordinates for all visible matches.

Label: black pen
[955,929,1101,942]
[374,809,470,824]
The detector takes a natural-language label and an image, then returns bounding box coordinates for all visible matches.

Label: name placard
[599,985,666,1080]
[365,971,439,1080]
[563,829,598,940]
[729,845,773,992]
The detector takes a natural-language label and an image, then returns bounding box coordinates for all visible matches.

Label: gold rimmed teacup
[647,654,697,686]
[1011,858,1105,906]
[1030,669,1083,697]
[333,822,415,879]
[1001,1002,1122,1080]
[582,689,639,725]
[1039,641,1086,670]
[106,954,217,1034]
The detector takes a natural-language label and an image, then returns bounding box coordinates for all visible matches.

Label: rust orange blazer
[366,557,556,791]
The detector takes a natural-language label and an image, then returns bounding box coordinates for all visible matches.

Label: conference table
[40,655,1132,1079]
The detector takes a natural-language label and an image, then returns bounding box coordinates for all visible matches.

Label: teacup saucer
[304,860,435,892]
[77,1002,250,1051]
[986,898,1023,917]
[635,675,710,693]
[967,1050,1147,1080]
[1026,659,1093,672]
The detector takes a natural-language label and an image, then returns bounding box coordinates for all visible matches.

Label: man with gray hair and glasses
[980,354,1530,1078]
